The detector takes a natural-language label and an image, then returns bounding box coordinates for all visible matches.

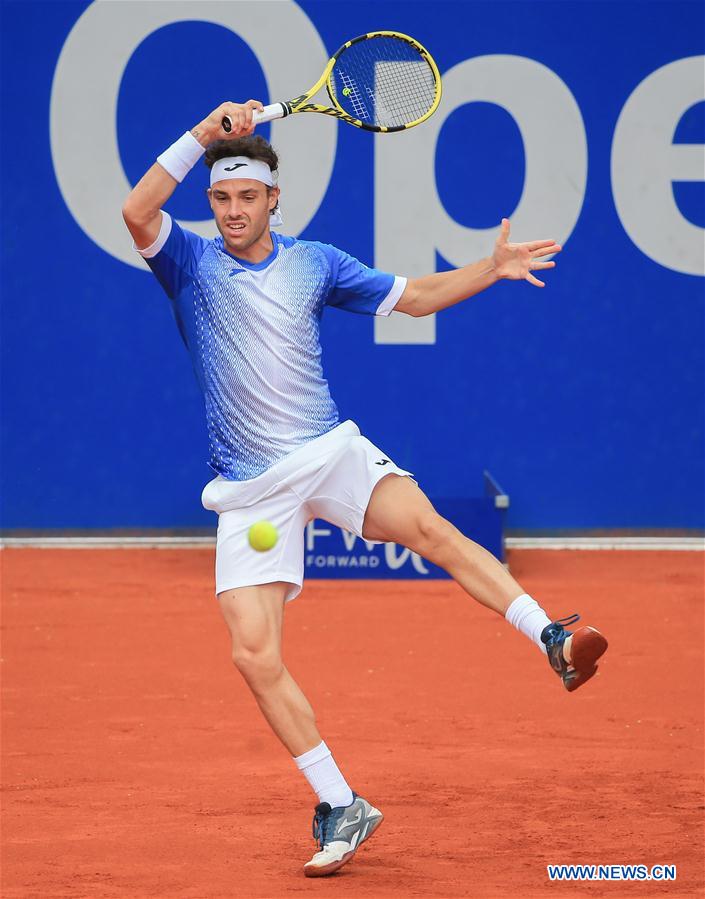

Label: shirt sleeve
[320,243,407,316]
[134,212,210,300]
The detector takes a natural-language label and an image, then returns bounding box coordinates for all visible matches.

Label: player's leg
[217,581,319,756]
[362,473,607,690]
[363,474,522,615]
[217,580,381,876]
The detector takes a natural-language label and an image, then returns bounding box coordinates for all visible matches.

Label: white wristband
[156,131,205,183]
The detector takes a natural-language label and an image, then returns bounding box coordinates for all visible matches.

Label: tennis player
[122,101,608,878]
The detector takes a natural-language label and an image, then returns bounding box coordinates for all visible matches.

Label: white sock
[294,741,354,809]
[505,593,552,654]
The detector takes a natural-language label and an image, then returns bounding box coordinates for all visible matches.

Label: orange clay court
[1,547,703,898]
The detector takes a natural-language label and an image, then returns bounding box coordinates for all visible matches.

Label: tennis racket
[222,31,441,135]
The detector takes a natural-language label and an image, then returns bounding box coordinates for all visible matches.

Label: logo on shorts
[375,459,391,466]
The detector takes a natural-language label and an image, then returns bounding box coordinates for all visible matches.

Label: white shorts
[201,420,413,602]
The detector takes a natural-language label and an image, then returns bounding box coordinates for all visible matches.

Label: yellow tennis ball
[248,521,278,552]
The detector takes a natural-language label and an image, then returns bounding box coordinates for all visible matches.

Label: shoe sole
[303,815,384,878]
[564,627,608,692]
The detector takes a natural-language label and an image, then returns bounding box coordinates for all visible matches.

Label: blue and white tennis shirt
[137,213,406,481]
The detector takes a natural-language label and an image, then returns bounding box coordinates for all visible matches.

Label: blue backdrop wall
[1,0,703,531]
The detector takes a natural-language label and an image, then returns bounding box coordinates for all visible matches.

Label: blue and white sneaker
[303,793,383,877]
[541,613,608,692]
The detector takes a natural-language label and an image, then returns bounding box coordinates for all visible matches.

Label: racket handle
[221,103,288,133]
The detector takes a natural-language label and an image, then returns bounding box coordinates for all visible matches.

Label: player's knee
[231,644,283,689]
[416,512,457,560]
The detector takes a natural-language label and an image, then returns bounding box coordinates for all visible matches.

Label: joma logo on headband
[224,163,248,171]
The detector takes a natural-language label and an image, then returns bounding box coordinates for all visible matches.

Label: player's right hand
[193,100,264,144]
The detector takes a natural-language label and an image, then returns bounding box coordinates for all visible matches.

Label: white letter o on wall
[50,0,335,269]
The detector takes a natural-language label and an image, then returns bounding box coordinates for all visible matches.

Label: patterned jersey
[137,213,406,480]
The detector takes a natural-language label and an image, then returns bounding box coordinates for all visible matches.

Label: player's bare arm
[396,218,562,317]
[121,100,263,249]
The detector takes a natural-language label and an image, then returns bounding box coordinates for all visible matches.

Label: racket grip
[221,103,288,133]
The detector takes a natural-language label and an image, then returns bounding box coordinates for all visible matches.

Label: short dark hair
[204,135,279,173]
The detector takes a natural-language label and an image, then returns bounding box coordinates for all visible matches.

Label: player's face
[209,180,279,254]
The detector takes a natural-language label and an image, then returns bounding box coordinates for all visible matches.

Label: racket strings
[337,69,372,122]
[372,61,437,126]
[330,35,438,128]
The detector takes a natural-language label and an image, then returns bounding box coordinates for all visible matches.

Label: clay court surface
[1,548,703,898]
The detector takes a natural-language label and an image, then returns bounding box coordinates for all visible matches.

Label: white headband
[210,156,282,227]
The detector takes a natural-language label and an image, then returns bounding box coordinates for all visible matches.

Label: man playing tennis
[122,100,608,878]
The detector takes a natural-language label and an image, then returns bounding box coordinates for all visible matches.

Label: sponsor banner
[1,2,702,531]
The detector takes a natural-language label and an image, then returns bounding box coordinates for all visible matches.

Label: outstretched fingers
[526,257,557,287]
[527,240,562,254]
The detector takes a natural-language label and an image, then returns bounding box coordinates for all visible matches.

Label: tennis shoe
[303,793,383,877]
[541,613,608,692]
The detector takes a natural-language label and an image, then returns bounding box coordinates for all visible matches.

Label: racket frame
[222,31,441,134]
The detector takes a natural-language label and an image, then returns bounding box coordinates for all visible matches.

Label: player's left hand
[492,218,562,287]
